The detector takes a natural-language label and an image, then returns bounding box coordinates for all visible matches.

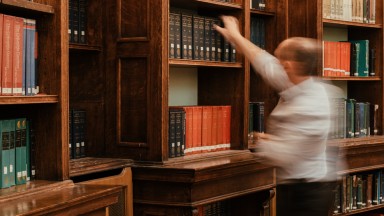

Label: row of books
[333,169,384,214]
[248,102,265,144]
[168,106,231,158]
[323,40,375,77]
[69,0,87,44]
[330,98,378,139]
[0,118,35,189]
[250,0,266,10]
[323,0,376,24]
[69,109,86,159]
[0,14,38,96]
[169,10,236,62]
[250,17,266,50]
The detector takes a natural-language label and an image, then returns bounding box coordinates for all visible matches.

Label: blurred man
[214,16,336,216]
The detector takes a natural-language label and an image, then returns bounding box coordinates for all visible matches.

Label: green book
[26,121,31,181]
[8,119,16,187]
[1,120,10,188]
[349,40,369,77]
[15,118,27,184]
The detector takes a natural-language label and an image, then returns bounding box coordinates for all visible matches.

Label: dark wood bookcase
[0,0,122,214]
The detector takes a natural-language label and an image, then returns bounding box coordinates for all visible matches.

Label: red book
[12,17,23,95]
[2,15,14,95]
[211,106,218,151]
[223,106,231,150]
[217,106,224,151]
[202,106,213,153]
[183,106,193,155]
[192,106,202,154]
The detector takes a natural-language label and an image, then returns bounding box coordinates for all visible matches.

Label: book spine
[181,14,188,59]
[69,0,73,43]
[198,17,205,61]
[168,111,176,158]
[2,15,14,95]
[186,14,193,60]
[0,120,8,188]
[0,14,3,95]
[72,0,79,43]
[169,13,175,59]
[79,110,86,158]
[13,17,24,96]
[19,118,27,183]
[15,118,23,185]
[174,12,181,59]
[204,18,211,61]
[72,109,82,159]
[29,120,36,181]
[8,119,15,187]
[69,109,73,159]
[192,15,200,60]
[78,0,87,44]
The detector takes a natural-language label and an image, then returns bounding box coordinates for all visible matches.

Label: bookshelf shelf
[0,95,59,105]
[70,157,133,177]
[69,44,102,52]
[250,9,275,16]
[321,76,381,81]
[170,0,242,10]
[327,136,384,148]
[0,0,54,14]
[334,204,384,216]
[323,19,382,28]
[169,59,242,68]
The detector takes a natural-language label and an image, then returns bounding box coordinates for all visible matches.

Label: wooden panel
[0,184,121,215]
[119,0,149,40]
[132,151,275,206]
[80,167,133,216]
[118,57,148,145]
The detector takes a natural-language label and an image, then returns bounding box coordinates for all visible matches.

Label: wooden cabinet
[0,0,122,215]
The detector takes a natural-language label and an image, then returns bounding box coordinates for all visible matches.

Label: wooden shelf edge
[0,180,73,203]
[334,204,384,215]
[323,18,382,28]
[250,9,275,16]
[170,0,242,10]
[0,95,59,104]
[327,136,384,148]
[70,157,133,177]
[69,44,102,52]
[1,0,54,14]
[338,164,384,176]
[321,76,381,81]
[170,59,242,68]
[133,183,276,207]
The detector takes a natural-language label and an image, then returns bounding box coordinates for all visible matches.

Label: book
[19,118,27,183]
[169,13,175,59]
[369,48,376,76]
[2,15,14,95]
[349,40,369,77]
[72,0,79,43]
[78,0,87,44]
[0,120,9,188]
[13,16,24,96]
[69,0,73,42]
[8,119,16,187]
[15,118,23,185]
[168,109,177,158]
[0,14,3,94]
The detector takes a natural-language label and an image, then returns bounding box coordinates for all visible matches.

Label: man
[214,16,336,216]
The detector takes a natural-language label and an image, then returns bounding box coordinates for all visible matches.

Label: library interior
[0,0,383,215]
